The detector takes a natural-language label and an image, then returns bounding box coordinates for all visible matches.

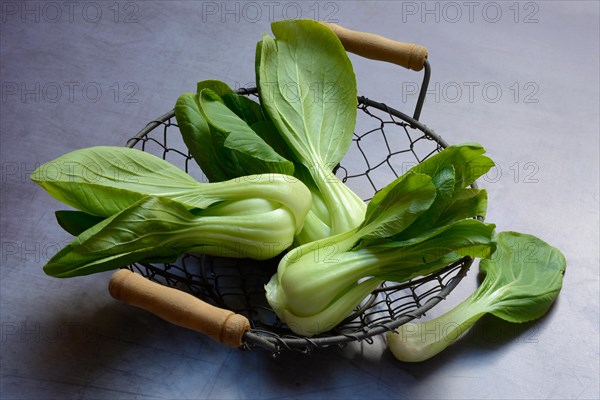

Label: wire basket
[119,53,477,355]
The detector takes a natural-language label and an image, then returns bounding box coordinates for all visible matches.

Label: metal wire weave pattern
[124,94,472,355]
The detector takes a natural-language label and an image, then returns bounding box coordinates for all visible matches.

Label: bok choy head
[266,143,497,337]
[31,146,312,277]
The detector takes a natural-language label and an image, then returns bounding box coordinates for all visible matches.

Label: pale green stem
[387,296,491,362]
[310,162,366,236]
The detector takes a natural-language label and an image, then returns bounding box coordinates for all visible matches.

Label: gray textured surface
[1,1,599,399]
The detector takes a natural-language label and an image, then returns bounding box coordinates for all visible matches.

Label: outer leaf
[196,79,235,97]
[435,188,488,225]
[258,20,366,236]
[32,147,310,230]
[482,231,567,322]
[359,172,437,239]
[55,210,105,236]
[190,174,312,232]
[258,20,357,167]
[267,276,382,337]
[412,143,494,191]
[431,165,455,200]
[387,230,566,362]
[375,219,497,280]
[30,146,204,216]
[44,195,304,277]
[394,144,492,239]
[198,89,294,177]
[175,92,231,182]
[197,80,267,127]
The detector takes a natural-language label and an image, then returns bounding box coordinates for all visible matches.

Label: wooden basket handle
[321,22,428,71]
[108,269,250,348]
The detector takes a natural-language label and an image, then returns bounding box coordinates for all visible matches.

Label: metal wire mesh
[124,92,473,355]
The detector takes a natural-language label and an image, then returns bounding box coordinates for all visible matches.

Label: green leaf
[412,143,494,191]
[358,172,437,240]
[387,231,566,362]
[259,20,357,168]
[44,196,203,277]
[222,93,266,127]
[175,92,230,182]
[177,81,278,182]
[393,144,493,239]
[481,231,566,322]
[44,208,124,277]
[55,210,105,236]
[250,120,297,162]
[255,39,263,94]
[197,80,267,127]
[198,88,294,177]
[44,194,308,277]
[375,219,497,280]
[31,147,308,226]
[258,20,366,237]
[435,188,488,225]
[196,79,235,97]
[432,165,455,200]
[30,146,205,216]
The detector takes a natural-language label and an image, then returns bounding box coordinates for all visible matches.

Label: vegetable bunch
[266,143,497,336]
[32,20,566,360]
[31,147,312,277]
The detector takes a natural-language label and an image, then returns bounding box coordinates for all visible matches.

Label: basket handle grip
[108,269,250,348]
[321,22,428,71]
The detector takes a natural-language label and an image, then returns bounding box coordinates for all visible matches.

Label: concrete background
[1,1,598,399]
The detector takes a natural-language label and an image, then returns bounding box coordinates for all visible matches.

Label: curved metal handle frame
[413,59,431,121]
[320,21,431,122]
